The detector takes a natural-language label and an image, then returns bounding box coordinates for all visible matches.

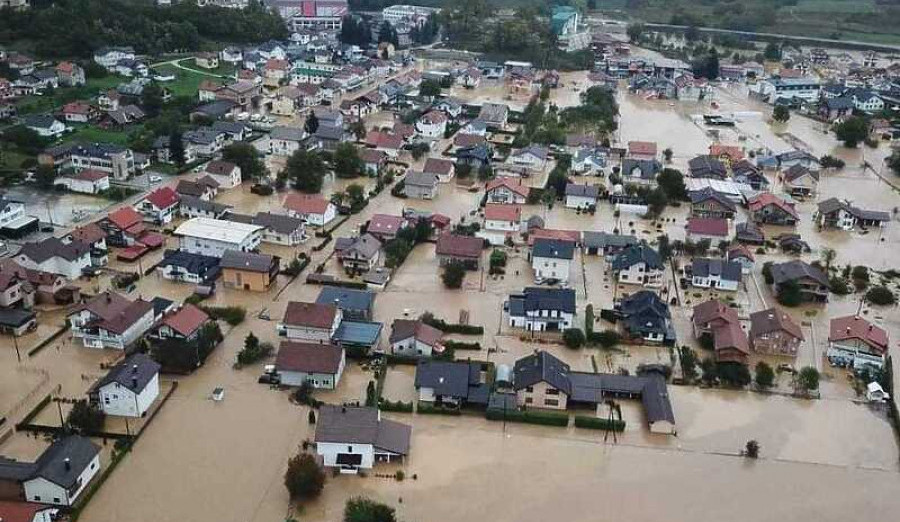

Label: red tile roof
[454,133,485,148]
[368,214,406,236]
[0,501,55,522]
[628,140,657,156]
[709,144,744,161]
[276,341,343,374]
[423,158,454,176]
[829,315,889,354]
[283,301,338,329]
[692,299,739,329]
[527,228,579,246]
[69,223,106,245]
[485,177,530,198]
[107,207,143,230]
[71,169,108,181]
[366,131,403,150]
[161,304,210,337]
[748,193,799,220]
[143,187,180,210]
[484,203,521,222]
[283,193,329,215]
[435,233,483,259]
[686,217,729,237]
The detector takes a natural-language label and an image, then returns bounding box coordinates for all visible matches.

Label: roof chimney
[64,458,71,471]
[132,364,138,374]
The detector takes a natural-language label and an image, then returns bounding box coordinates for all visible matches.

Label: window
[53,498,61,504]
[544,398,559,406]
[546,388,559,395]
[525,397,533,404]
[347,445,352,452]
[34,496,41,501]
[525,386,533,393]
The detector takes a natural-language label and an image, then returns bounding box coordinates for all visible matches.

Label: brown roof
[829,315,889,354]
[484,204,521,222]
[748,193,799,220]
[389,319,442,347]
[692,299,739,330]
[75,291,154,335]
[283,301,338,329]
[749,307,804,341]
[423,158,454,176]
[70,169,108,181]
[205,160,238,176]
[485,177,530,198]
[0,501,55,522]
[713,321,750,357]
[368,214,406,235]
[107,207,143,230]
[435,233,483,259]
[454,133,485,148]
[686,217,729,237]
[160,304,210,337]
[628,140,657,156]
[276,341,343,374]
[69,223,106,245]
[284,193,330,215]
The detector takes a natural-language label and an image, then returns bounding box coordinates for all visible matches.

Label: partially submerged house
[314,405,411,472]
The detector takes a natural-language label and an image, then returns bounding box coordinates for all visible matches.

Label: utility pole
[13,334,21,363]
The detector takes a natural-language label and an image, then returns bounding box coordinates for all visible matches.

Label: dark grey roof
[621,158,661,180]
[688,155,727,178]
[0,457,35,481]
[581,231,638,250]
[770,260,828,286]
[824,96,854,110]
[508,287,576,317]
[564,183,600,198]
[414,360,473,398]
[272,126,307,142]
[567,372,604,402]
[336,233,381,260]
[640,373,675,424]
[180,195,232,215]
[0,308,36,328]
[19,237,89,263]
[194,100,238,117]
[220,250,275,272]
[316,287,375,314]
[314,124,343,141]
[252,211,305,235]
[31,435,100,488]
[531,238,575,260]
[689,187,736,211]
[92,353,160,394]
[611,242,662,271]
[513,350,571,394]
[405,171,439,187]
[620,290,672,337]
[692,258,742,282]
[315,405,411,455]
[735,221,765,243]
[23,114,60,129]
[160,249,220,278]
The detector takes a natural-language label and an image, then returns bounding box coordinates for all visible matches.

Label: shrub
[866,285,896,306]
[489,249,507,269]
[563,328,585,349]
[201,305,246,326]
[442,339,481,351]
[441,261,466,288]
[236,332,273,366]
[754,361,775,388]
[284,452,325,500]
[344,497,397,522]
[762,262,774,284]
[745,440,760,459]
[797,366,820,393]
[574,416,626,431]
[378,398,414,412]
[416,402,461,415]
[485,408,568,426]
[591,329,621,349]
[829,276,851,295]
[420,312,484,335]
[66,399,105,433]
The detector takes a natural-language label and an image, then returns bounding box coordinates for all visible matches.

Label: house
[510,145,549,169]
[506,287,575,332]
[314,405,411,472]
[727,244,755,274]
[849,88,884,113]
[175,178,218,202]
[64,223,108,268]
[690,258,742,292]
[731,160,770,190]
[735,221,766,245]
[386,317,444,356]
[827,315,889,370]
[280,301,342,343]
[769,260,829,303]
[403,171,440,199]
[100,207,146,247]
[708,144,744,166]
[782,165,819,198]
[816,198,891,230]
[748,193,799,226]
[415,360,490,407]
[14,436,101,506]
[39,142,135,180]
[94,46,136,69]
[819,96,854,122]
[220,250,279,291]
[179,195,232,220]
[335,234,381,273]
[435,233,483,269]
[204,160,242,189]
[611,242,664,288]
[157,250,220,285]
[267,126,306,156]
[174,218,263,258]
[55,61,85,87]
[59,101,97,123]
[23,115,65,138]
[316,287,375,321]
[422,158,455,183]
[53,169,110,195]
[692,299,740,338]
[749,307,803,357]
[530,238,574,283]
[478,103,509,129]
[688,155,727,180]
[16,238,91,279]
[458,67,482,88]
[195,52,220,70]
[483,204,521,234]
[415,110,447,139]
[572,147,607,175]
[136,187,180,225]
[253,212,306,246]
[686,217,730,243]
[627,140,657,160]
[68,291,155,349]
[89,353,160,417]
[0,501,57,522]
[366,214,407,241]
[455,143,493,169]
[581,231,638,257]
[564,183,599,209]
[283,194,336,227]
[485,177,530,204]
[359,149,388,175]
[620,158,662,185]
[689,188,736,219]
[618,290,675,344]
[274,341,345,389]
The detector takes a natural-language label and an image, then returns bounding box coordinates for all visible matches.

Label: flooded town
[2,1,900,521]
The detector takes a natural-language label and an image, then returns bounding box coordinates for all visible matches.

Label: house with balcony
[506,287,575,332]
[68,291,155,349]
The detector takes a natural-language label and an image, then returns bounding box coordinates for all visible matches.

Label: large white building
[530,239,575,284]
[174,217,263,258]
[315,405,411,472]
[756,77,821,103]
[382,4,438,26]
[507,287,576,332]
[90,353,161,417]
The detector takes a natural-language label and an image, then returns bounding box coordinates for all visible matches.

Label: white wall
[98,373,159,417]
[391,337,433,357]
[179,232,261,258]
[24,454,100,506]
[532,256,571,283]
[317,442,375,469]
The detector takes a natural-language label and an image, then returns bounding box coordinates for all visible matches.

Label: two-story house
[68,291,155,349]
[507,287,576,332]
[279,302,342,343]
[611,242,664,288]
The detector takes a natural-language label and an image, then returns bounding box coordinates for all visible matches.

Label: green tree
[346,183,366,210]
[419,79,442,98]
[595,329,620,349]
[304,111,319,134]
[563,328,586,349]
[797,366,820,394]
[35,164,57,189]
[866,285,897,305]
[378,20,399,47]
[833,116,869,148]
[236,332,273,366]
[662,147,673,162]
[286,149,326,193]
[222,142,267,182]
[776,280,802,307]
[441,261,466,288]
[349,120,367,142]
[66,399,105,433]
[773,105,790,123]
[754,361,775,388]
[344,497,397,522]
[284,452,325,500]
[169,130,185,166]
[763,42,782,60]
[626,23,644,43]
[820,247,836,272]
[679,346,698,381]
[584,304,594,338]
[656,168,687,200]
[333,142,366,179]
[365,380,376,407]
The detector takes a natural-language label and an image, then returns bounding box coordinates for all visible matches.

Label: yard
[153,61,235,98]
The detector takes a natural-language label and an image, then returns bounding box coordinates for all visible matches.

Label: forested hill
[0,0,288,58]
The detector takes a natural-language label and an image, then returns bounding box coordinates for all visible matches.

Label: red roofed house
[54,168,110,194]
[749,307,803,357]
[102,207,147,247]
[274,340,345,389]
[435,233,484,269]
[686,217,731,242]
[366,214,408,241]
[283,193,336,227]
[416,110,448,139]
[137,186,180,225]
[527,228,580,246]
[480,204,522,245]
[454,133,486,148]
[709,144,744,166]
[628,140,658,160]
[68,291,155,349]
[691,299,748,364]
[365,131,404,157]
[59,101,97,123]
[828,315,890,370]
[56,60,85,86]
[0,501,58,522]
[486,177,530,204]
[280,301,342,343]
[423,157,455,183]
[747,193,799,226]
[151,303,213,343]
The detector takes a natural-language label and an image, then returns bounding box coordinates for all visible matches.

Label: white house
[174,217,263,258]
[485,178,530,204]
[530,238,575,283]
[90,353,160,417]
[389,319,443,357]
[564,183,600,209]
[415,110,448,139]
[93,46,135,70]
[266,126,307,156]
[253,212,307,246]
[24,115,66,138]
[690,258,742,292]
[54,169,110,194]
[279,301,342,343]
[611,243,665,288]
[479,203,522,245]
[136,186,180,225]
[21,436,101,507]
[507,287,576,332]
[274,341,345,389]
[510,145,549,169]
[67,291,155,349]
[283,194,337,227]
[16,238,91,279]
[315,405,411,472]
[204,160,242,189]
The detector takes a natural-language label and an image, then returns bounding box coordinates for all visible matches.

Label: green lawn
[154,62,235,98]
[61,124,140,146]
[15,74,122,116]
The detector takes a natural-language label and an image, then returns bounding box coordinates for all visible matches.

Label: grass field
[154,61,235,98]
[61,124,138,146]
[15,74,122,116]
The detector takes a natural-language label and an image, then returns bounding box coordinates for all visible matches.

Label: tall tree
[169,130,185,166]
[333,143,366,179]
[285,149,326,193]
[222,142,267,182]
[284,452,325,500]
[304,111,319,135]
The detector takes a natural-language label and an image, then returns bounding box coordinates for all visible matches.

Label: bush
[344,497,397,522]
[830,276,851,295]
[485,408,568,426]
[284,452,325,500]
[201,305,246,326]
[776,281,802,307]
[745,440,760,459]
[797,366,820,393]
[441,261,466,288]
[420,312,484,335]
[236,332,273,366]
[754,361,775,388]
[378,398,414,412]
[866,285,896,306]
[66,399,105,433]
[573,416,626,431]
[489,249,507,269]
[591,329,620,349]
[563,328,585,349]
[442,339,481,351]
[416,402,462,415]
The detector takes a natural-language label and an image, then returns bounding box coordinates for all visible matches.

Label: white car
[149,175,163,183]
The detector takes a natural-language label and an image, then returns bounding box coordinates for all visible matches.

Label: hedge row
[417,402,462,416]
[485,408,569,427]
[200,306,246,326]
[443,340,482,351]
[312,236,333,251]
[422,315,484,335]
[573,416,626,432]
[378,399,414,412]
